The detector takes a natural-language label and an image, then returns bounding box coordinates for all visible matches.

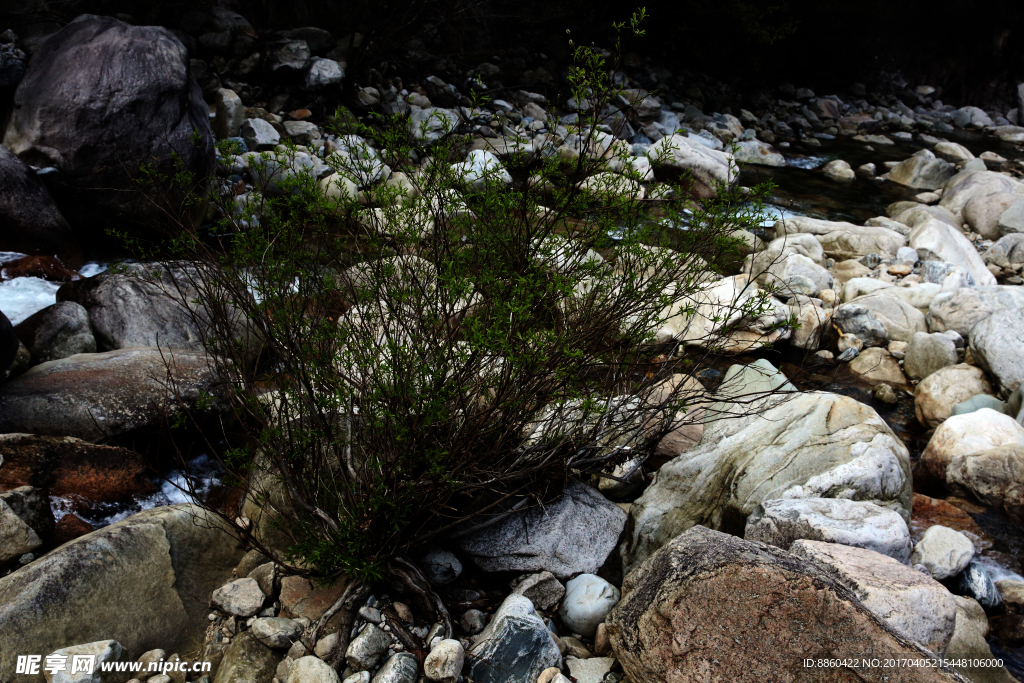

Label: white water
[0,253,108,325]
[785,155,831,170]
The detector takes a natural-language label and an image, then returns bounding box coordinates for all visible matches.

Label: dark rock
[0,50,25,88]
[14,301,96,363]
[1,255,80,282]
[0,146,80,268]
[263,40,311,77]
[282,27,333,54]
[0,311,16,376]
[950,561,1001,609]
[467,595,561,683]
[455,479,626,580]
[0,485,55,542]
[50,512,93,546]
[2,15,214,235]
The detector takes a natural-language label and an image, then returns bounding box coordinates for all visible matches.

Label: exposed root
[389,557,454,640]
[307,579,370,670]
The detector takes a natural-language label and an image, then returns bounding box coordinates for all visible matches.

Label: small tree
[139,10,796,659]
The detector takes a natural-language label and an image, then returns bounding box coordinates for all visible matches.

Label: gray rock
[946,445,1024,514]
[0,347,227,443]
[419,547,462,586]
[733,139,785,167]
[424,639,464,683]
[648,133,736,199]
[409,107,460,143]
[954,561,1001,609]
[834,293,927,346]
[558,574,619,638]
[510,571,565,611]
[214,88,246,139]
[887,150,954,190]
[910,219,996,287]
[944,595,1019,683]
[346,623,391,671]
[14,301,96,363]
[214,630,280,683]
[0,145,79,266]
[964,192,1018,240]
[984,234,1024,270]
[372,653,418,683]
[467,595,561,683]
[823,159,855,181]
[896,246,920,265]
[904,332,958,381]
[0,505,244,683]
[251,617,303,649]
[0,310,17,375]
[241,118,281,151]
[459,609,487,635]
[0,487,49,565]
[939,169,1024,218]
[911,526,975,580]
[970,307,1024,396]
[247,561,276,597]
[998,200,1024,236]
[287,655,341,683]
[47,640,127,683]
[264,39,311,75]
[212,578,265,617]
[791,540,957,653]
[283,121,321,144]
[927,286,1024,339]
[456,479,625,580]
[2,15,213,233]
[304,57,344,89]
[566,658,615,683]
[745,497,912,563]
[951,394,1007,418]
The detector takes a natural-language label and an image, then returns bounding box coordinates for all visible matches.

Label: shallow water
[0,252,108,325]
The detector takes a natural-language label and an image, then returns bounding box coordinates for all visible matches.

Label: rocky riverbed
[3,8,1024,683]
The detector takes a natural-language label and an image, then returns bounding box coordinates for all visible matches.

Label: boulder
[849,347,906,384]
[895,204,962,232]
[2,15,214,233]
[944,595,1019,683]
[920,409,1024,481]
[939,170,1024,218]
[985,234,1024,270]
[263,39,311,76]
[409,107,460,143]
[909,219,996,287]
[0,144,80,267]
[0,348,227,444]
[946,445,1024,516]
[970,307,1024,396]
[964,192,1018,240]
[212,578,265,617]
[745,498,912,563]
[558,574,619,638]
[822,159,855,181]
[834,292,927,346]
[648,134,736,198]
[241,118,280,150]
[346,623,391,670]
[607,526,966,683]
[47,640,128,681]
[622,386,912,573]
[13,301,96,363]
[733,139,785,167]
[791,540,957,653]
[213,87,246,139]
[418,547,462,586]
[0,310,17,375]
[914,364,993,429]
[817,225,906,260]
[303,57,344,89]
[0,485,53,564]
[373,653,419,683]
[759,252,832,298]
[904,332,958,381]
[0,504,244,682]
[911,526,974,580]
[927,286,1024,339]
[998,200,1024,236]
[954,561,1001,609]
[287,656,341,683]
[467,595,561,683]
[887,151,954,190]
[455,479,625,580]
[214,631,280,683]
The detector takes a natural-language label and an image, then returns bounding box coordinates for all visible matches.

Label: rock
[214,88,245,139]
[818,226,906,261]
[944,595,1019,683]
[915,364,993,428]
[934,142,975,162]
[510,571,565,611]
[946,445,1024,515]
[419,547,462,586]
[558,574,619,638]
[212,577,265,618]
[951,394,1007,418]
[921,409,1024,481]
[251,617,302,649]
[607,526,966,683]
[904,332,958,381]
[346,624,391,671]
[46,640,127,682]
[467,595,561,683]
[954,561,1001,609]
[822,159,855,181]
[565,658,615,683]
[998,579,1024,612]
[424,640,464,683]
[13,301,96,363]
[970,307,1024,396]
[0,505,244,683]
[279,576,348,625]
[964,193,1018,240]
[909,219,997,287]
[372,653,418,683]
[2,15,213,233]
[51,513,93,546]
[409,107,460,143]
[927,286,1024,339]
[214,631,280,683]
[0,145,79,266]
[622,386,912,573]
[849,347,907,384]
[998,200,1024,236]
[647,134,736,198]
[745,498,912,563]
[887,151,954,190]
[0,487,49,564]
[912,526,975,580]
[791,540,957,653]
[939,170,1024,218]
[0,310,17,375]
[313,632,340,660]
[286,655,341,683]
[985,234,1024,270]
[834,293,927,346]
[733,139,785,166]
[264,39,311,76]
[0,348,227,444]
[460,609,487,635]
[455,479,625,580]
[241,118,281,151]
[303,57,343,89]
[758,252,833,298]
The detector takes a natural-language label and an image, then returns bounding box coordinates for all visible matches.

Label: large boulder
[984,234,1024,270]
[969,307,1024,396]
[927,286,1024,339]
[887,150,954,190]
[904,332,958,381]
[622,380,912,573]
[13,301,96,363]
[607,526,967,683]
[455,479,625,579]
[648,134,736,198]
[919,409,1024,482]
[817,224,906,260]
[833,292,927,346]
[909,219,996,287]
[2,15,214,233]
[914,364,993,429]
[745,497,912,563]
[944,595,1019,683]
[0,347,228,443]
[939,170,1024,219]
[964,192,1018,239]
[0,504,245,682]
[791,540,957,653]
[946,445,1024,516]
[0,145,80,267]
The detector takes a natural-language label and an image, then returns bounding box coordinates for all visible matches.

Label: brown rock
[279,575,348,624]
[606,526,968,683]
[0,255,81,283]
[910,494,990,551]
[51,513,94,547]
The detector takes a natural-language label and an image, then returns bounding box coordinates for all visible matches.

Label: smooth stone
[510,571,565,611]
[915,364,994,429]
[558,574,619,638]
[904,332,958,381]
[911,526,975,580]
[423,639,464,683]
[212,578,266,618]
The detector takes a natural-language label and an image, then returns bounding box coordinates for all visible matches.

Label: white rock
[287,655,342,683]
[211,578,265,618]
[909,218,996,287]
[46,640,125,683]
[919,408,1024,482]
[565,658,616,683]
[240,118,281,151]
[424,639,464,683]
[251,617,303,649]
[970,307,1024,397]
[822,159,855,181]
[558,574,619,638]
[911,526,975,580]
[346,624,392,671]
[914,364,993,429]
